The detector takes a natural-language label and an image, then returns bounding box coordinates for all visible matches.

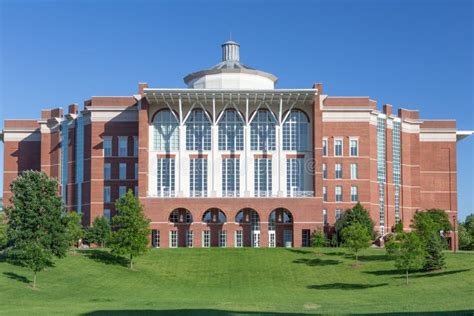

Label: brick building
[1,41,471,249]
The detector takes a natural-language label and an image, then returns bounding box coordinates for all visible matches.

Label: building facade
[2,41,470,249]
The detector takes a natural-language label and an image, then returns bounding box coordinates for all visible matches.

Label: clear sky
[0,0,472,220]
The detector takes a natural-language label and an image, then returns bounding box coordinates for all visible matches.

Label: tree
[109,190,150,270]
[423,233,446,271]
[335,202,374,242]
[459,214,474,250]
[394,222,404,233]
[341,223,371,265]
[311,229,326,247]
[4,171,69,289]
[0,212,7,250]
[386,232,425,285]
[86,216,111,247]
[66,212,84,249]
[411,209,452,242]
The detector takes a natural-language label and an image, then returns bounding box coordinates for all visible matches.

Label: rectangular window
[75,115,84,214]
[334,139,343,156]
[119,186,127,198]
[219,231,227,248]
[135,186,138,197]
[119,163,127,180]
[104,186,111,203]
[286,158,304,197]
[202,230,210,248]
[190,158,208,197]
[169,231,178,248]
[133,136,138,157]
[157,158,175,197]
[351,186,358,202]
[151,230,160,248]
[104,163,111,180]
[302,229,311,247]
[323,186,327,202]
[335,163,342,179]
[335,186,343,202]
[335,208,342,220]
[322,163,327,179]
[254,158,272,197]
[104,137,112,157]
[323,209,327,225]
[134,163,138,180]
[322,138,328,156]
[235,230,243,248]
[103,208,111,221]
[350,139,358,156]
[186,230,193,248]
[222,158,240,197]
[119,137,128,157]
[350,163,358,180]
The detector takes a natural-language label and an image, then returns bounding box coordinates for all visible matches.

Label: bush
[86,216,111,247]
[311,230,326,247]
[394,222,404,233]
[341,223,371,264]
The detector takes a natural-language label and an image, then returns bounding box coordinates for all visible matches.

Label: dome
[183,41,278,89]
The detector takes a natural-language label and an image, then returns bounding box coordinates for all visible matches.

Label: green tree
[423,233,446,271]
[412,209,452,242]
[0,212,7,250]
[386,232,425,285]
[311,229,326,247]
[394,222,404,233]
[86,216,111,247]
[341,223,371,265]
[66,212,84,248]
[459,214,474,250]
[335,202,375,242]
[4,171,69,289]
[109,190,150,270]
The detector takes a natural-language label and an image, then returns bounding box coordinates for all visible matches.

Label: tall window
[350,163,358,180]
[187,230,193,248]
[250,109,276,150]
[154,110,179,151]
[282,110,308,150]
[190,158,208,197]
[60,120,69,203]
[322,163,327,179]
[133,136,138,156]
[186,109,211,150]
[335,163,342,179]
[393,120,402,222]
[76,115,84,213]
[103,208,111,221]
[323,209,327,225]
[322,138,328,156]
[119,163,127,180]
[157,158,175,197]
[104,163,111,180]
[335,208,342,220]
[335,186,343,202]
[351,186,358,202]
[119,137,128,157]
[222,158,240,197]
[323,186,327,202]
[334,139,343,156]
[104,186,111,203]
[254,158,272,197]
[119,186,127,197]
[286,158,304,196]
[169,231,178,248]
[218,109,243,150]
[151,230,160,248]
[219,231,227,248]
[104,137,112,157]
[350,139,358,156]
[377,117,386,229]
[134,163,138,180]
[202,231,210,248]
[235,231,243,248]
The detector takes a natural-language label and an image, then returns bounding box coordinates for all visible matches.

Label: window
[335,163,342,179]
[235,231,243,248]
[190,158,208,197]
[334,139,343,156]
[222,158,240,197]
[377,117,386,227]
[254,158,272,197]
[76,115,84,214]
[286,158,304,196]
[134,163,138,180]
[284,230,293,247]
[186,230,193,248]
[104,163,111,180]
[250,109,276,150]
[350,139,358,156]
[135,186,138,197]
[322,163,327,179]
[60,120,69,204]
[119,163,127,180]
[335,186,342,202]
[104,137,112,157]
[133,136,138,156]
[323,209,327,225]
[151,230,160,248]
[157,158,175,197]
[323,186,327,202]
[104,186,111,203]
[335,208,342,220]
[218,109,243,150]
[393,120,401,223]
[351,186,358,202]
[350,163,358,180]
[282,110,308,150]
[302,230,311,247]
[103,208,111,221]
[154,110,179,151]
[322,138,328,156]
[186,109,211,150]
[169,231,178,248]
[269,230,276,247]
[169,210,179,223]
[219,231,227,248]
[119,137,128,157]
[119,186,127,198]
[202,231,210,248]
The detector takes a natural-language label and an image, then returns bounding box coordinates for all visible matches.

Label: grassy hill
[0,248,473,315]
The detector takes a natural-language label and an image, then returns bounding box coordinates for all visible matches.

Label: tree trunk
[130,254,133,270]
[33,271,37,289]
[406,269,409,285]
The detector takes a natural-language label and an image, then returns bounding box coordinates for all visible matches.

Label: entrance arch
[236,208,261,247]
[268,208,293,247]
[169,208,193,247]
[202,208,227,247]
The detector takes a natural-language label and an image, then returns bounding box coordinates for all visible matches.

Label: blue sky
[0,0,472,220]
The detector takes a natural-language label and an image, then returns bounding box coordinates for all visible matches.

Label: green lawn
[0,248,473,315]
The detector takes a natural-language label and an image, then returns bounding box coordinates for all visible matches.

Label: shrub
[311,230,326,247]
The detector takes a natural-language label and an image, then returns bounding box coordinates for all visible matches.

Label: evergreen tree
[66,212,84,248]
[311,229,326,248]
[109,190,150,270]
[335,202,375,242]
[341,223,371,265]
[386,232,425,285]
[423,233,446,271]
[0,212,7,250]
[86,216,111,247]
[4,171,69,288]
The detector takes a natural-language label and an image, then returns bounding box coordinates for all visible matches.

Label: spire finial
[221,40,240,62]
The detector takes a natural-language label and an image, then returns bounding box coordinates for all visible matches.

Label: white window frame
[334,138,343,157]
[202,230,210,248]
[169,231,178,248]
[190,158,208,197]
[152,229,160,248]
[323,209,327,225]
[222,158,240,197]
[323,186,327,202]
[335,208,342,220]
[119,163,127,180]
[282,110,309,151]
[335,163,342,179]
[351,186,358,202]
[186,230,193,248]
[322,138,328,157]
[118,136,128,157]
[286,158,304,197]
[154,110,179,151]
[157,158,175,197]
[335,186,343,202]
[254,158,272,197]
[218,109,244,151]
[322,163,327,179]
[350,163,358,180]
[186,109,211,151]
[250,109,276,151]
[219,230,227,248]
[235,230,243,248]
[349,138,359,157]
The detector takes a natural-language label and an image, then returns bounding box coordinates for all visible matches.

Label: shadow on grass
[3,271,30,284]
[286,249,313,255]
[322,251,346,256]
[357,254,389,261]
[365,268,471,279]
[79,249,128,267]
[307,282,388,290]
[293,258,340,266]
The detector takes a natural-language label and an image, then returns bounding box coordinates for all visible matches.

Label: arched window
[153,110,179,151]
[218,109,244,150]
[250,109,276,150]
[202,209,227,223]
[186,109,211,150]
[282,110,309,151]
